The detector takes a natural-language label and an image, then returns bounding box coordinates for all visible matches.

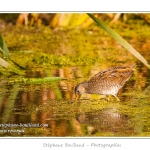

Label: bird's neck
[81,81,88,89]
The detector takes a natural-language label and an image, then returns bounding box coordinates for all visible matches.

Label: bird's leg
[112,94,120,101]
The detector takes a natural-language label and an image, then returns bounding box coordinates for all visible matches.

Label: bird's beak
[75,94,80,101]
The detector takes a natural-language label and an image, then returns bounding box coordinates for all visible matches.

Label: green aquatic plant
[8,76,66,84]
[0,35,24,75]
[0,34,10,57]
[87,13,150,69]
[0,54,24,75]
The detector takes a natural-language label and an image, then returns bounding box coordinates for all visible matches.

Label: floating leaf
[24,77,66,84]
[8,76,66,84]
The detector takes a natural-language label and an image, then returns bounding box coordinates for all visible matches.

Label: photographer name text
[43,142,121,148]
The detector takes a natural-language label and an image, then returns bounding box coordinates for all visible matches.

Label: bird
[75,64,135,101]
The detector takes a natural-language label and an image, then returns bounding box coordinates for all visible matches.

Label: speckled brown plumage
[75,64,135,101]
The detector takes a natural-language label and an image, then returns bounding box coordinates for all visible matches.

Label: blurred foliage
[1,13,150,75]
[1,13,150,28]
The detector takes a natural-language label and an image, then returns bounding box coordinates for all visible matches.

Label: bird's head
[74,82,87,101]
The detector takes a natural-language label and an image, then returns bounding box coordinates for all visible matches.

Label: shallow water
[0,25,150,137]
[0,63,150,137]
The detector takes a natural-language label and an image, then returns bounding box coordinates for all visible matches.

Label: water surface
[0,26,150,137]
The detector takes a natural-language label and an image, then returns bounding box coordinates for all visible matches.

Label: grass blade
[24,77,66,84]
[0,57,9,68]
[0,34,10,57]
[0,56,24,75]
[0,35,26,70]
[8,76,66,84]
[87,13,150,69]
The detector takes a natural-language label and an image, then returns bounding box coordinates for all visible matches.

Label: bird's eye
[76,90,80,94]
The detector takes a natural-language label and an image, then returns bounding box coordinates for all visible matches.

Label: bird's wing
[88,65,135,86]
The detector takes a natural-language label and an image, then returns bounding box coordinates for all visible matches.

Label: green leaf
[24,77,66,84]
[0,34,26,70]
[0,57,24,75]
[0,34,10,57]
[0,57,9,68]
[87,13,150,69]
[8,76,66,84]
